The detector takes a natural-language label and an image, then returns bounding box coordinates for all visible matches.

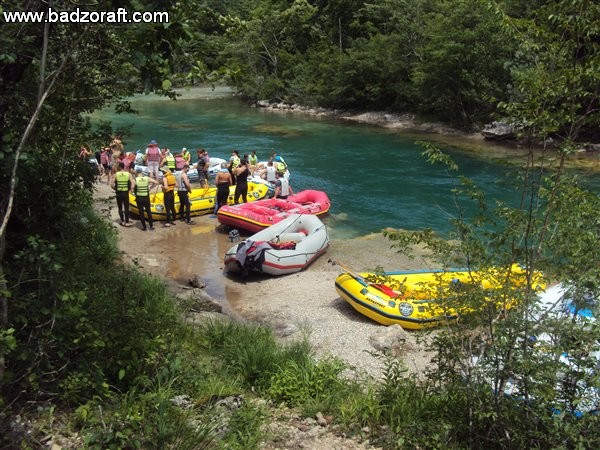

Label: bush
[3,203,183,403]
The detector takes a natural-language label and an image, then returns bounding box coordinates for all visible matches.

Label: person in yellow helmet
[112,161,135,227]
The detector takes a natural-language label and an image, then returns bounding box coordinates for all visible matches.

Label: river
[91,87,600,239]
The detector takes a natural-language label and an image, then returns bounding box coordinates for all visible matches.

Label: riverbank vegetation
[1,0,599,448]
[182,0,600,136]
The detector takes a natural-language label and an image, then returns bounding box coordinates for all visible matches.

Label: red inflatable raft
[217,189,331,233]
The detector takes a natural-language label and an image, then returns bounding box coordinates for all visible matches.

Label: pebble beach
[93,181,435,379]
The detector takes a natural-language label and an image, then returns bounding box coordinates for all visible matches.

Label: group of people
[110,158,196,230]
[81,137,294,230]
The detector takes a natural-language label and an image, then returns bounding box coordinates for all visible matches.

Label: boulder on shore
[481,121,520,140]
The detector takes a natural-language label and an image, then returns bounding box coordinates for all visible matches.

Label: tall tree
[0,0,194,396]
[412,0,515,127]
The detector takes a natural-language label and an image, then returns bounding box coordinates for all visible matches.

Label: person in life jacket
[181,147,191,165]
[145,139,161,180]
[274,155,287,176]
[112,161,135,227]
[134,167,160,231]
[228,150,241,185]
[248,150,258,175]
[161,167,178,227]
[161,148,176,173]
[176,164,195,224]
[174,153,186,170]
[265,161,277,184]
[134,149,145,165]
[273,170,293,199]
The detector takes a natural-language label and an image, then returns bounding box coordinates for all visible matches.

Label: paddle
[151,182,161,204]
[329,259,402,298]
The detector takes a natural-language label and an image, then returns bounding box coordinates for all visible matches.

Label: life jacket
[175,155,186,170]
[266,166,277,182]
[197,155,207,168]
[146,145,161,162]
[176,172,188,191]
[278,178,290,197]
[134,152,145,165]
[249,154,258,165]
[276,161,287,174]
[115,171,130,192]
[121,156,132,170]
[164,173,176,192]
[230,155,240,169]
[182,150,191,163]
[165,153,176,170]
[135,176,149,196]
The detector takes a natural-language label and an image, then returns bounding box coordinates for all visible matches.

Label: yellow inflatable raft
[129,181,270,221]
[335,265,545,330]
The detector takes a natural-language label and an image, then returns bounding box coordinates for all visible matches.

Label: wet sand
[94,182,434,377]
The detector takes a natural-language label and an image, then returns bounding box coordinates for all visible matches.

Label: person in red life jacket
[173,150,187,170]
[161,167,178,227]
[176,164,195,224]
[145,139,161,180]
[134,167,160,231]
[112,161,135,227]
[117,151,134,172]
[100,147,111,184]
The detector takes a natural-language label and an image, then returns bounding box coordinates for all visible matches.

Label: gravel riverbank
[94,182,435,380]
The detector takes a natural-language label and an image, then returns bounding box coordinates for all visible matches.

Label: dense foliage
[199,0,598,132]
[0,0,200,446]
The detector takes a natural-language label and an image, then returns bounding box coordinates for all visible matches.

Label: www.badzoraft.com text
[2,7,169,24]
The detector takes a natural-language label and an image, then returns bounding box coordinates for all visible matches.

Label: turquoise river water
[91,87,600,239]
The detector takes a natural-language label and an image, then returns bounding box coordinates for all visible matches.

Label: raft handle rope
[264,223,329,261]
[329,259,404,299]
[269,214,306,244]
